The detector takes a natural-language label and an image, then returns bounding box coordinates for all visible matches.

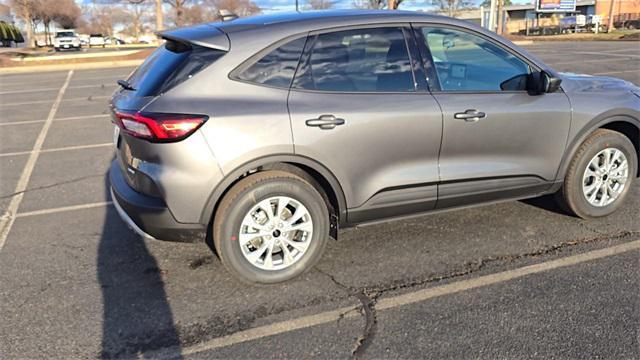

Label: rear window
[56,32,74,38]
[127,40,226,97]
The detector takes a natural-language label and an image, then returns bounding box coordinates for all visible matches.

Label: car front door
[414,25,572,208]
[288,26,443,223]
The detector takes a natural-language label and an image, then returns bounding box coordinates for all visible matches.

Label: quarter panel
[147,77,295,176]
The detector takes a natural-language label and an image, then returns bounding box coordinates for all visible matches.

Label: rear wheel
[213,171,330,284]
[557,129,637,218]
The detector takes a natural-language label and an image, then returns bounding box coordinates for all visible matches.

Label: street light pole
[607,0,616,33]
[489,0,497,32]
[156,0,164,32]
[496,0,504,35]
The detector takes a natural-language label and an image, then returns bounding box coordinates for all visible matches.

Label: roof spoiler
[157,23,230,52]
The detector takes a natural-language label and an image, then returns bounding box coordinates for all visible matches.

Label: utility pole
[496,0,504,35]
[489,0,497,32]
[156,0,164,32]
[607,0,616,33]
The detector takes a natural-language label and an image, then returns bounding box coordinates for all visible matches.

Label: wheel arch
[557,115,640,181]
[201,154,348,231]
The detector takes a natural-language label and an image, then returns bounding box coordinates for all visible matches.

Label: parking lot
[0,41,638,359]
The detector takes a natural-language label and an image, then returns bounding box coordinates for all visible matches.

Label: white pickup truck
[53,30,81,51]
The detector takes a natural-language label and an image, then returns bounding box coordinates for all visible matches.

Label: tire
[213,170,330,284]
[557,129,637,219]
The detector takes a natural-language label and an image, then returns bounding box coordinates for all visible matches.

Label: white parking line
[175,239,640,357]
[0,114,110,127]
[0,143,112,157]
[593,69,640,76]
[0,83,117,95]
[15,201,113,218]
[0,95,110,107]
[0,70,73,251]
[550,58,636,66]
[547,50,640,59]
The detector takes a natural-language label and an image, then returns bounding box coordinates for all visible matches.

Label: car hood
[559,72,639,94]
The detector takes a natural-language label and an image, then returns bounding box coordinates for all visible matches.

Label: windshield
[56,32,75,38]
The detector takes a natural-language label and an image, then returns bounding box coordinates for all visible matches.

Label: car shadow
[97,169,182,358]
[520,194,570,216]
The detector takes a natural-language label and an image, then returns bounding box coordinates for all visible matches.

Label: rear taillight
[113,111,208,142]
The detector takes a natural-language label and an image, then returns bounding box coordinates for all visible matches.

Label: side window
[293,27,415,92]
[233,36,306,88]
[421,27,530,92]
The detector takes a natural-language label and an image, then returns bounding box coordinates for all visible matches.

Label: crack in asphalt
[104,229,639,357]
[361,230,639,296]
[315,268,379,359]
[351,291,378,359]
[317,229,639,358]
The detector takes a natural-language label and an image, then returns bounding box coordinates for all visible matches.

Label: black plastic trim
[110,160,206,243]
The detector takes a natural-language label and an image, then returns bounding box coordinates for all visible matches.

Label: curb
[0,59,144,74]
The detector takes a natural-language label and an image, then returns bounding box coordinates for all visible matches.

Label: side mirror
[527,71,562,95]
[543,72,563,93]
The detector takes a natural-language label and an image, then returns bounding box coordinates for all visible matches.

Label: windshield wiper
[117,79,136,91]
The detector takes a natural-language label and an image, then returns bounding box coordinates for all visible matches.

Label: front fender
[555,113,640,181]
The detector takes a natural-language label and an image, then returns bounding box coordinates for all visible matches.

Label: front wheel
[557,129,637,218]
[213,171,330,284]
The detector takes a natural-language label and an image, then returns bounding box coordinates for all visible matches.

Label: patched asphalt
[0,41,638,359]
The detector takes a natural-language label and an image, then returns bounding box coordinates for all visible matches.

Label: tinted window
[234,37,306,88]
[293,27,414,92]
[127,40,225,97]
[421,27,530,92]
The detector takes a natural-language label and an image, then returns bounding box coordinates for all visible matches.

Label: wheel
[557,129,637,219]
[213,171,330,284]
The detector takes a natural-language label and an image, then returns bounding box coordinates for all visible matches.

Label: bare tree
[352,0,386,9]
[51,0,82,29]
[351,0,403,9]
[9,0,36,46]
[180,3,217,25]
[121,2,152,40]
[209,0,260,18]
[164,0,191,27]
[306,0,333,10]
[431,0,471,17]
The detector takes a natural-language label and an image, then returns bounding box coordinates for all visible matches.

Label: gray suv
[110,10,640,284]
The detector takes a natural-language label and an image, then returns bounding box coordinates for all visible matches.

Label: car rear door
[287,25,443,224]
[413,25,572,208]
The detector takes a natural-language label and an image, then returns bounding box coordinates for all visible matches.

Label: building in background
[596,0,640,27]
[474,0,639,34]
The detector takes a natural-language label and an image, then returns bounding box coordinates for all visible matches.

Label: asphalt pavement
[0,41,638,359]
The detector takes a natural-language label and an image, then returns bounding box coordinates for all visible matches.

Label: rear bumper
[109,160,206,242]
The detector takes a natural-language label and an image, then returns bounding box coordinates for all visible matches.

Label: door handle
[305,114,346,130]
[454,109,486,122]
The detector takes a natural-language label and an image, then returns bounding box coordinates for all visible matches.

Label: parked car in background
[89,33,105,48]
[105,36,126,45]
[110,10,640,284]
[53,30,80,51]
